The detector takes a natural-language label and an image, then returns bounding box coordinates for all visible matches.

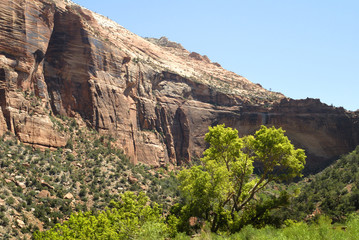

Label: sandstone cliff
[0,0,358,172]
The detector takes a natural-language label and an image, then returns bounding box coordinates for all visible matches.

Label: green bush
[33,191,171,240]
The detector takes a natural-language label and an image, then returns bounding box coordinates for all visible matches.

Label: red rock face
[0,0,358,172]
[0,0,66,148]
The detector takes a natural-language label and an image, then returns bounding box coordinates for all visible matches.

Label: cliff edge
[0,0,358,172]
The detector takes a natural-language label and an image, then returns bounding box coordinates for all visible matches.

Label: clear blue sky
[73,0,359,111]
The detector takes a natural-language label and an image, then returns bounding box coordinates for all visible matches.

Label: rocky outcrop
[0,0,358,172]
[145,36,185,50]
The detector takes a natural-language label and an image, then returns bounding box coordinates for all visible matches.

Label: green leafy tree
[176,124,306,232]
[33,191,171,240]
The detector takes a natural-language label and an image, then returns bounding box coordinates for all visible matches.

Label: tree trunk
[211,213,218,232]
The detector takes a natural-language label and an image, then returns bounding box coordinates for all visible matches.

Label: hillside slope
[282,146,359,222]
[0,120,178,239]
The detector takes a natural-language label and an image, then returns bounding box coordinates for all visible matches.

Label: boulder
[64,193,74,200]
[37,190,51,198]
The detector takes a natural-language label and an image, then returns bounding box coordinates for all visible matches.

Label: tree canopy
[176,124,306,232]
[33,191,173,240]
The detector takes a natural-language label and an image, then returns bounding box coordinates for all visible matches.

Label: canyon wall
[0,0,358,172]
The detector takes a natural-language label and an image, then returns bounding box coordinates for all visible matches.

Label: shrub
[33,191,171,240]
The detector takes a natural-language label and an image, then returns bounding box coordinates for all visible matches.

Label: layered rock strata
[0,0,358,172]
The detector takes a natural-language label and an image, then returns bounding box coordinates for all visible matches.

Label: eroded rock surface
[0,0,358,172]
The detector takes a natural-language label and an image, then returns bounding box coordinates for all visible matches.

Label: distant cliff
[0,0,358,172]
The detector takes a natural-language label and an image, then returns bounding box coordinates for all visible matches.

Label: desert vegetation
[0,116,178,239]
[1,117,359,239]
